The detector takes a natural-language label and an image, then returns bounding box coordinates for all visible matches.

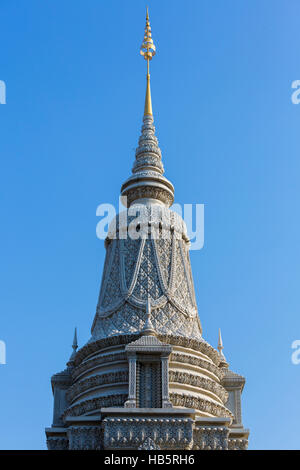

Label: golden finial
[140,7,156,116]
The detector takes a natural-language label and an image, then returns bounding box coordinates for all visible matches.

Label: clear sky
[0,0,299,450]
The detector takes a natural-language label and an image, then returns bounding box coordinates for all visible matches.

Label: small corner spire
[141,296,156,336]
[72,327,78,352]
[217,328,229,368]
[67,327,78,367]
[217,328,224,356]
[140,7,156,117]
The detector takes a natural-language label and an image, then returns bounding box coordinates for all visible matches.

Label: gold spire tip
[140,8,156,116]
[140,7,156,62]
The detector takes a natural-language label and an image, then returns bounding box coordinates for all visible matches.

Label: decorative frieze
[68,426,103,450]
[74,334,138,365]
[138,437,161,450]
[63,394,127,419]
[193,426,229,450]
[72,351,127,380]
[46,437,69,450]
[160,335,221,366]
[67,370,128,403]
[170,393,233,420]
[74,333,221,368]
[228,438,248,450]
[102,416,193,450]
[170,352,224,380]
[124,186,174,208]
[169,371,228,403]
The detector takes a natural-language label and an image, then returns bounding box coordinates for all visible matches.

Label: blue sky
[0,0,300,450]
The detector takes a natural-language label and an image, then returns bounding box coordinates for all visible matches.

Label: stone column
[161,355,172,408]
[125,353,137,408]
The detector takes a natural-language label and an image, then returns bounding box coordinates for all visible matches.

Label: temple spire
[140,7,156,116]
[120,8,174,207]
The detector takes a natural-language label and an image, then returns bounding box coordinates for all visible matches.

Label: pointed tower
[46,9,249,450]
